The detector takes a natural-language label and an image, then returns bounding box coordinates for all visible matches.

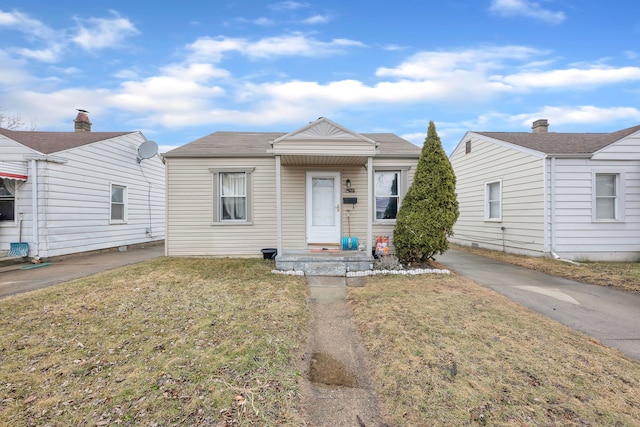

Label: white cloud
[253,17,276,26]
[500,66,640,89]
[72,10,139,50]
[187,33,365,62]
[380,44,407,51]
[0,9,58,39]
[0,9,66,62]
[14,45,65,62]
[489,0,566,24]
[300,14,332,25]
[469,106,640,132]
[268,1,309,11]
[0,51,30,85]
[376,46,545,79]
[0,9,139,62]
[528,105,640,126]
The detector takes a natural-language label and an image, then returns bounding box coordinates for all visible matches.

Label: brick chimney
[531,119,549,133]
[74,109,92,132]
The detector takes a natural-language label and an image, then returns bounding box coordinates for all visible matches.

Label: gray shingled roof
[163,131,421,158]
[476,124,640,155]
[0,128,132,155]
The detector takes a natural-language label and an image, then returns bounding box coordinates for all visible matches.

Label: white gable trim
[273,117,376,145]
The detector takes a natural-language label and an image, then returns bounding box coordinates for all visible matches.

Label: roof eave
[545,153,593,159]
[162,152,274,159]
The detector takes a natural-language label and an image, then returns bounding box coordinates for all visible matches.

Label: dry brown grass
[349,273,640,426]
[0,258,309,426]
[452,244,640,293]
[2,254,639,426]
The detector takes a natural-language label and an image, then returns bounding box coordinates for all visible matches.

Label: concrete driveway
[436,249,640,361]
[0,243,164,299]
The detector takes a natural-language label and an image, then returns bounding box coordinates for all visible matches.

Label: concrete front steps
[275,249,373,277]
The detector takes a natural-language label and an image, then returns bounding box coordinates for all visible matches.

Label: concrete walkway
[299,275,384,426]
[436,249,640,361]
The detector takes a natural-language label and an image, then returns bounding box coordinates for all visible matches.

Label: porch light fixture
[346,179,351,189]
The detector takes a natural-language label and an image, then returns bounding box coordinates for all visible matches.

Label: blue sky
[1,0,639,154]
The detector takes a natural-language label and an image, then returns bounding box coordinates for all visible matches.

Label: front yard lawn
[1,257,638,426]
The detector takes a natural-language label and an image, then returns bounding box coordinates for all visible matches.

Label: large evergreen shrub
[393,121,459,263]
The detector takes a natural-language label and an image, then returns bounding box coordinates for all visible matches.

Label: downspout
[549,156,556,257]
[366,156,373,256]
[548,156,580,265]
[275,155,282,256]
[30,159,39,257]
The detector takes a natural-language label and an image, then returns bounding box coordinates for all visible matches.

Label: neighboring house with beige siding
[0,111,165,260]
[450,119,640,261]
[163,117,421,265]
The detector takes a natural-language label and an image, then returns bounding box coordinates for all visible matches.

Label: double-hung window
[210,167,254,223]
[485,180,501,221]
[375,171,400,220]
[221,172,247,220]
[0,179,16,222]
[110,184,127,222]
[593,172,624,221]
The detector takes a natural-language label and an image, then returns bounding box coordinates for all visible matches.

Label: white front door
[306,171,341,245]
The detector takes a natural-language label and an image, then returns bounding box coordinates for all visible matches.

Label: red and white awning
[0,162,28,181]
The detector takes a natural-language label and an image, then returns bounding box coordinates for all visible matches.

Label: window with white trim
[0,179,16,222]
[375,171,399,220]
[485,180,501,221]
[593,172,625,221]
[210,167,254,223]
[110,184,126,222]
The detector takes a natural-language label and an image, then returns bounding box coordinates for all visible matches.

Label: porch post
[367,156,373,256]
[275,155,282,256]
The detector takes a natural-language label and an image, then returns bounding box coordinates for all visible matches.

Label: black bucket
[261,248,277,259]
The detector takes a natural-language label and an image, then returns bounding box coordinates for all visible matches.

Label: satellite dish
[137,140,158,163]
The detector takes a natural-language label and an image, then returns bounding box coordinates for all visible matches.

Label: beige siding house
[450,119,640,261]
[163,117,421,267]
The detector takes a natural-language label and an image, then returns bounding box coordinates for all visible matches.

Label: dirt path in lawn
[298,276,387,427]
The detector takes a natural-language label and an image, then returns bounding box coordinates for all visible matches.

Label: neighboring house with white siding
[0,111,165,260]
[450,119,640,261]
[163,117,421,264]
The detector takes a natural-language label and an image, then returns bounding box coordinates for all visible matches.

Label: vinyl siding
[340,166,368,248]
[166,156,422,255]
[1,132,165,258]
[281,167,306,249]
[36,133,165,257]
[0,138,33,248]
[548,157,640,261]
[451,135,546,255]
[281,165,369,249]
[166,157,277,257]
[591,131,640,160]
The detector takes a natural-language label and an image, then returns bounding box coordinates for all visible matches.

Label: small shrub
[374,255,403,271]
